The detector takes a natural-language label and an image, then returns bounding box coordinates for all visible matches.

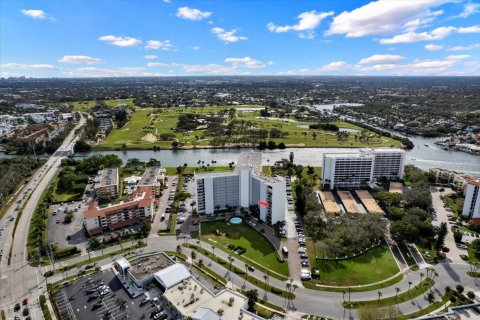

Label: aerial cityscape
[1,1,480,320]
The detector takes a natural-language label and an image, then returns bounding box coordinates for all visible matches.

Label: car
[14,315,20,320]
[140,298,150,306]
[298,247,306,253]
[14,303,20,311]
[300,254,308,259]
[247,265,255,272]
[56,219,61,224]
[301,261,309,267]
[87,294,99,301]
[92,302,103,310]
[22,308,29,316]
[22,298,28,305]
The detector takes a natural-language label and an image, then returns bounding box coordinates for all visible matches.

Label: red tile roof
[84,187,153,219]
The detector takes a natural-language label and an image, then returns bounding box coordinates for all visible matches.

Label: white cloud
[453,2,480,18]
[144,55,158,59]
[147,62,169,67]
[20,9,53,20]
[457,25,480,33]
[379,26,457,44]
[1,63,56,70]
[267,10,334,38]
[322,61,351,71]
[192,46,200,50]
[181,64,236,74]
[359,54,405,65]
[58,55,102,64]
[327,0,447,37]
[176,7,211,21]
[211,27,247,43]
[163,0,171,3]
[145,40,173,50]
[224,57,267,68]
[447,43,480,51]
[445,54,471,60]
[425,43,444,51]
[65,67,148,77]
[98,35,142,47]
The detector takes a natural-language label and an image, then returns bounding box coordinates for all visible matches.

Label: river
[71,134,480,175]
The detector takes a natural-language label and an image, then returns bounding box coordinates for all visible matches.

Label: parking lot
[55,269,173,320]
[47,199,90,250]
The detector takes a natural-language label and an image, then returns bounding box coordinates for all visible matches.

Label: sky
[1,0,480,77]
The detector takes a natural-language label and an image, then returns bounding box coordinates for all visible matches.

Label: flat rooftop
[129,253,173,280]
[138,166,164,186]
[318,191,341,213]
[98,167,118,187]
[389,182,404,194]
[355,190,384,214]
[337,191,363,214]
[164,277,261,320]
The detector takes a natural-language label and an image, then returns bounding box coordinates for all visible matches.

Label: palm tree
[427,292,435,304]
[228,255,234,270]
[196,240,201,251]
[211,244,215,261]
[191,251,197,265]
[420,272,424,285]
[377,291,382,302]
[118,298,127,311]
[102,310,112,320]
[263,274,268,292]
[176,245,182,255]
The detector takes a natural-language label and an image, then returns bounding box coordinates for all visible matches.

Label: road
[0,115,85,320]
[431,187,465,263]
[1,136,479,319]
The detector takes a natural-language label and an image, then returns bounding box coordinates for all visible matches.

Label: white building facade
[462,177,480,221]
[195,153,286,224]
[322,148,406,189]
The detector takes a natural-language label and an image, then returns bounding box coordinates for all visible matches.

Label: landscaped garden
[94,106,403,150]
[306,242,400,286]
[200,220,289,277]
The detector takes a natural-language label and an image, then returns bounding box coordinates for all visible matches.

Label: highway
[1,118,479,319]
[0,115,85,320]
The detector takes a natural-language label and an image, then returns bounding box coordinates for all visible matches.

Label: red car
[22,298,28,305]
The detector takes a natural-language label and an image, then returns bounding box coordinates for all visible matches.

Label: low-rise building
[14,123,57,143]
[137,166,166,197]
[114,254,264,320]
[94,167,119,200]
[83,187,154,235]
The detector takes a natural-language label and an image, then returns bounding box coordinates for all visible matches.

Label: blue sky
[1,0,480,77]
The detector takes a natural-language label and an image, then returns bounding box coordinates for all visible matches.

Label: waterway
[70,134,480,175]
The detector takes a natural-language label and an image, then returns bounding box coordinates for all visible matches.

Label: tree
[375,191,401,208]
[289,152,294,164]
[146,158,161,167]
[472,239,480,256]
[427,292,435,304]
[191,251,197,264]
[467,291,475,300]
[435,222,448,251]
[171,141,179,149]
[456,284,464,294]
[390,220,419,243]
[377,291,382,302]
[453,231,463,243]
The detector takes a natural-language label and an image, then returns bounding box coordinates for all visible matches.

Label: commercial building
[94,167,119,200]
[137,166,166,197]
[114,254,265,320]
[195,152,286,225]
[322,148,406,189]
[462,177,480,223]
[83,187,154,235]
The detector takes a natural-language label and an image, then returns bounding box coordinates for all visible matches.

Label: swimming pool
[229,217,243,224]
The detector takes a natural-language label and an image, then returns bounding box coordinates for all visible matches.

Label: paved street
[431,187,466,263]
[0,115,85,320]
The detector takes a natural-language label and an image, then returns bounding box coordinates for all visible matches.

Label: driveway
[431,187,466,263]
[151,175,178,233]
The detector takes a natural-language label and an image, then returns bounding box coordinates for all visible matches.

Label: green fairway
[200,220,289,276]
[68,98,135,111]
[94,106,402,150]
[307,242,400,286]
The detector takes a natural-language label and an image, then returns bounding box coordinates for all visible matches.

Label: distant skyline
[1,0,480,77]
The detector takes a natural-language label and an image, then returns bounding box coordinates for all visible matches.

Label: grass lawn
[67,98,135,111]
[52,172,87,203]
[200,220,289,276]
[467,244,480,264]
[95,106,403,150]
[164,166,233,175]
[307,242,399,286]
